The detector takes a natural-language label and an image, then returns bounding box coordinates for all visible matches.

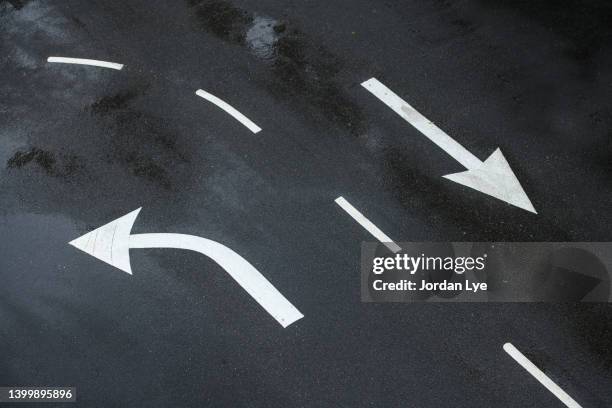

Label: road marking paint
[361,77,481,169]
[195,89,262,134]
[361,77,536,214]
[47,57,124,70]
[129,233,302,327]
[69,208,303,328]
[335,196,401,253]
[503,343,583,408]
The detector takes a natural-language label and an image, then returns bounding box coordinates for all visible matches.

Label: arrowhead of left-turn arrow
[69,208,142,274]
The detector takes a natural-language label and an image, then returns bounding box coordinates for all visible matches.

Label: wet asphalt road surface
[1,0,612,406]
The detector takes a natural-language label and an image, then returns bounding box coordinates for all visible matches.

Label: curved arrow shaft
[362,78,482,170]
[129,233,303,328]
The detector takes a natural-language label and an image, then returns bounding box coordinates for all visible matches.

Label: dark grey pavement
[1,0,611,406]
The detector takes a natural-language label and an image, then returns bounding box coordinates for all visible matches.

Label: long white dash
[47,57,124,70]
[335,196,401,253]
[503,343,583,408]
[195,89,262,134]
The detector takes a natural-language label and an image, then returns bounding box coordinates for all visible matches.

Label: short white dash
[503,343,583,408]
[195,89,262,134]
[335,196,401,253]
[47,57,124,70]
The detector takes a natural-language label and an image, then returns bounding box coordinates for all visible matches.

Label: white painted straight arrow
[69,208,303,328]
[361,78,536,214]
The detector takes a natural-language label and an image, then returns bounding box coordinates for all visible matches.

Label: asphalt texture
[1,0,612,406]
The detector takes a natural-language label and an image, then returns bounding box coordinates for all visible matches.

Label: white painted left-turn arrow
[69,208,304,328]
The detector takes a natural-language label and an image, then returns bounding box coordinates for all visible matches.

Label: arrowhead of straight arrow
[443,148,537,214]
[69,208,142,274]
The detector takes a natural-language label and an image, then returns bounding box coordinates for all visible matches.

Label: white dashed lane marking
[47,57,124,70]
[335,196,401,253]
[503,343,583,408]
[195,89,262,134]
